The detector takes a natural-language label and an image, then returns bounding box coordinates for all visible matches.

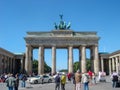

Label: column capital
[38,44,44,47]
[81,44,86,47]
[26,44,31,47]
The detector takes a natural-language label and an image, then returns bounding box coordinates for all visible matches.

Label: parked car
[27,75,53,84]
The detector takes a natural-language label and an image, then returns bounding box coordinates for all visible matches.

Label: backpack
[55,75,60,83]
[61,75,66,84]
[84,74,89,83]
[112,75,118,81]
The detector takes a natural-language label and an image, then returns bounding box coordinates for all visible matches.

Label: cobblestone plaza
[0,76,120,90]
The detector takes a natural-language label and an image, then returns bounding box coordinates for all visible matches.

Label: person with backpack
[111,70,119,88]
[61,72,66,90]
[21,74,27,88]
[14,74,19,90]
[5,74,16,90]
[82,72,89,90]
[75,70,82,90]
[55,72,60,90]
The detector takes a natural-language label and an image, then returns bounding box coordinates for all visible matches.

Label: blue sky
[0,0,120,70]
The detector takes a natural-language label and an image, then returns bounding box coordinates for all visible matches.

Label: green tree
[86,59,91,71]
[44,62,51,73]
[32,59,38,74]
[32,59,51,74]
[73,61,80,72]
[73,58,91,72]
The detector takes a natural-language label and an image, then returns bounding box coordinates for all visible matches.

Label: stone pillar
[68,49,69,73]
[79,48,81,72]
[9,58,12,73]
[68,46,73,73]
[115,57,119,73]
[93,45,99,74]
[52,46,56,74]
[101,57,104,71]
[12,58,16,74]
[21,58,24,73]
[112,58,115,71]
[80,45,86,73]
[6,57,8,73]
[25,45,32,75]
[38,46,44,75]
[119,56,120,72]
[4,57,7,73]
[90,48,94,71]
[109,58,112,75]
[0,54,2,75]
[2,56,5,73]
[29,47,33,75]
[11,58,13,73]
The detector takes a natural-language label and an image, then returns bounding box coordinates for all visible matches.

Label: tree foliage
[73,58,91,72]
[73,61,80,73]
[32,59,51,74]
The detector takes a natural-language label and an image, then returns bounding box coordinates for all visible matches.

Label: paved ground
[0,76,120,90]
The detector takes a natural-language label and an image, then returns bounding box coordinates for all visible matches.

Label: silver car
[27,75,53,84]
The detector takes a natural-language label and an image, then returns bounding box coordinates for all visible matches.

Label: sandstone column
[4,57,7,73]
[2,56,5,73]
[29,47,33,75]
[52,46,56,74]
[109,58,112,75]
[90,48,94,71]
[10,58,12,73]
[21,57,24,73]
[101,57,104,71]
[112,58,115,71]
[93,45,99,74]
[80,45,86,73]
[25,45,32,75]
[115,57,119,73]
[38,46,44,75]
[12,58,16,74]
[68,46,73,73]
[0,54,2,75]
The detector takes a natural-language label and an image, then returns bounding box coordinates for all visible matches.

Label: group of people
[1,73,27,90]
[54,72,66,90]
[54,70,96,90]
[110,70,120,88]
[73,70,90,90]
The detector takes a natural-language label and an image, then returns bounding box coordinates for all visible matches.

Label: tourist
[67,73,71,81]
[21,74,27,87]
[75,70,82,90]
[110,70,119,88]
[72,73,76,90]
[61,72,66,90]
[98,71,102,81]
[5,74,16,90]
[82,72,89,90]
[55,72,60,90]
[14,74,19,90]
[88,70,93,85]
[92,72,96,85]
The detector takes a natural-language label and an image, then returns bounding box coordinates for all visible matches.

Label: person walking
[21,74,27,87]
[55,72,61,90]
[92,72,96,85]
[61,72,66,90]
[111,70,119,88]
[14,74,19,90]
[75,70,82,90]
[82,72,89,90]
[88,70,93,85]
[5,74,16,90]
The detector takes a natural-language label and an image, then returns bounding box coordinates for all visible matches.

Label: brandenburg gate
[24,15,100,75]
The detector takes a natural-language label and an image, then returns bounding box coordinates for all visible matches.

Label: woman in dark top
[14,74,19,90]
